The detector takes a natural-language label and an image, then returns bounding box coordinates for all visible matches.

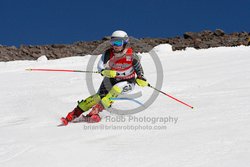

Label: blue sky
[0,0,249,47]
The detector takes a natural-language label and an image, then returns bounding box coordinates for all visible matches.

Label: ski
[57,115,100,127]
[73,114,100,123]
[57,117,69,127]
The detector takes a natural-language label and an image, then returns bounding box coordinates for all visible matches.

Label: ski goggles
[110,38,128,47]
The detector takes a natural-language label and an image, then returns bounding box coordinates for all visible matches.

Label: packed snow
[0,44,250,167]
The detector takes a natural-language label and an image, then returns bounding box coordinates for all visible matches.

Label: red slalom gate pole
[26,68,100,74]
[148,84,194,109]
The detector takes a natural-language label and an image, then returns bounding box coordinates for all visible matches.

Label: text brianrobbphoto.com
[82,115,178,131]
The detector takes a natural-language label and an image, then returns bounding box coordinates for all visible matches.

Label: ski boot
[86,103,104,123]
[61,107,83,125]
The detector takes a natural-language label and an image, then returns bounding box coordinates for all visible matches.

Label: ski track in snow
[0,45,250,167]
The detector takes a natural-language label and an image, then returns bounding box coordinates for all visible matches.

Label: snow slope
[0,45,250,167]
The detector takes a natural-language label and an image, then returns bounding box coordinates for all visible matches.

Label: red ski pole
[148,84,194,109]
[26,68,100,74]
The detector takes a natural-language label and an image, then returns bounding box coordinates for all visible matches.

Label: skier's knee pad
[77,94,101,111]
[101,85,122,108]
[108,85,122,98]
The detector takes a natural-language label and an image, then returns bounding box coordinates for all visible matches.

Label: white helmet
[111,30,128,38]
[111,30,129,46]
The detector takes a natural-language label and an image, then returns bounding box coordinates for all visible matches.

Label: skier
[61,30,149,125]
